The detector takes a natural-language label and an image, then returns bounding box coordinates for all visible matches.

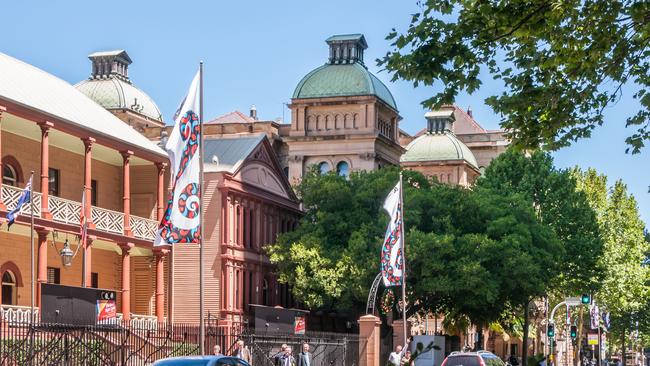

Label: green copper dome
[292,63,397,110]
[400,132,478,169]
[292,34,398,111]
[74,50,163,122]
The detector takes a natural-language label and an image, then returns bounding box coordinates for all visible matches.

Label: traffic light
[547,324,555,338]
[570,325,577,338]
[581,294,591,304]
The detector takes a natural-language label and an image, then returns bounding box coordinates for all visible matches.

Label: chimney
[467,105,473,118]
[250,105,258,120]
[326,34,368,65]
[88,50,132,82]
[424,109,455,134]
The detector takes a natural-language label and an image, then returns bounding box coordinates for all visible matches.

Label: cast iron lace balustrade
[1,185,158,240]
[0,305,39,323]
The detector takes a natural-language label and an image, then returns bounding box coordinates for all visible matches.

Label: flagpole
[82,185,87,288]
[198,60,205,354]
[29,171,35,324]
[399,172,407,347]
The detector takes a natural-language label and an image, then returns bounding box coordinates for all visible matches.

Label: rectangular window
[91,179,98,206]
[48,168,60,197]
[91,272,99,288]
[47,267,60,284]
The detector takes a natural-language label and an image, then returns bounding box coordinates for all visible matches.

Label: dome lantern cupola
[75,49,164,127]
[425,109,455,134]
[326,34,367,65]
[88,50,132,82]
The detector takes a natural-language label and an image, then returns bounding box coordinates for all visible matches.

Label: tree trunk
[621,329,626,364]
[523,301,530,366]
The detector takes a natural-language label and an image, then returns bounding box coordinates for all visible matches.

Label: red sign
[97,299,117,322]
[294,316,306,335]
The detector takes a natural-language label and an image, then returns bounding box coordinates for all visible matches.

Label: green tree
[476,150,604,294]
[379,1,650,153]
[267,167,562,328]
[573,168,650,351]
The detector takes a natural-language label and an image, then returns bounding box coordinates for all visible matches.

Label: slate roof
[203,134,266,173]
[205,110,255,124]
[0,52,166,158]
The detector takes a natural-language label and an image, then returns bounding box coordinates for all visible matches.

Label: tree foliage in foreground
[379,1,650,153]
[267,167,562,327]
[573,168,650,349]
[476,150,604,296]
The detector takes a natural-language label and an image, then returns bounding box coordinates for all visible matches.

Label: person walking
[275,344,288,366]
[213,345,222,356]
[297,343,312,366]
[233,340,252,364]
[280,346,295,366]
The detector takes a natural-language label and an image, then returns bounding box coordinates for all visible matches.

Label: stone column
[82,138,95,228]
[155,162,166,221]
[392,319,412,351]
[238,201,244,247]
[36,228,50,309]
[39,122,54,219]
[121,151,133,236]
[120,243,133,321]
[358,315,382,366]
[84,237,94,287]
[154,248,168,322]
[0,105,6,210]
[221,191,228,244]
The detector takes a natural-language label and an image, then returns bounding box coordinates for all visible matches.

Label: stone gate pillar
[392,319,412,351]
[359,315,381,366]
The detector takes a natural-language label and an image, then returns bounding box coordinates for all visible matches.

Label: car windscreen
[154,360,211,366]
[482,355,505,366]
[446,356,481,366]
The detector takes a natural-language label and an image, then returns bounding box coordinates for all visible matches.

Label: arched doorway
[2,271,17,305]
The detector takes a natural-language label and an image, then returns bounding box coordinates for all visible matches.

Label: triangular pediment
[232,137,296,201]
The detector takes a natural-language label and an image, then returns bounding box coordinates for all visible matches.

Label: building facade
[0,52,170,323]
[284,34,405,184]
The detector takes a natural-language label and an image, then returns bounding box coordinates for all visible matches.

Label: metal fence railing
[0,319,360,365]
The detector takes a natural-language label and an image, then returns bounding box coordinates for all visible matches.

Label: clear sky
[3,0,648,225]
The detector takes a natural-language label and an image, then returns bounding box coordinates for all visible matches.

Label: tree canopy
[476,150,604,295]
[267,167,562,327]
[379,1,650,153]
[573,168,650,348]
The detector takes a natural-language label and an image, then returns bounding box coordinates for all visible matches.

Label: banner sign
[97,299,117,322]
[587,333,599,345]
[294,316,306,335]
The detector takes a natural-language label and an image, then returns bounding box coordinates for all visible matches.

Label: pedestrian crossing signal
[547,324,555,338]
[570,325,577,338]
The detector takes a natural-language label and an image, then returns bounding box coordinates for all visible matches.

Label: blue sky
[3,0,648,225]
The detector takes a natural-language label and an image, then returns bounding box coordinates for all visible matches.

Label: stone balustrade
[1,185,157,240]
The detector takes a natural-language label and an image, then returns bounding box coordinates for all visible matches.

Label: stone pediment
[232,139,294,201]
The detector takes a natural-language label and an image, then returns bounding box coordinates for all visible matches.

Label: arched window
[283,167,289,178]
[336,161,350,178]
[262,279,269,306]
[2,271,17,305]
[2,164,18,187]
[318,162,330,175]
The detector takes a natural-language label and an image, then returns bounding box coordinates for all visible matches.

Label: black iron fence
[0,320,359,366]
[242,331,359,366]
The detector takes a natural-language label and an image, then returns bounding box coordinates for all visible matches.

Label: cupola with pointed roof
[75,50,164,130]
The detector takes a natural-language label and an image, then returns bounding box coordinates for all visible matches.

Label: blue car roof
[153,355,247,366]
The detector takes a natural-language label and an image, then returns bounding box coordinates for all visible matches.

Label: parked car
[442,351,506,366]
[153,356,251,366]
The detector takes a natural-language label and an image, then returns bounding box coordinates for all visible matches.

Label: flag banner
[590,302,600,329]
[6,176,32,228]
[155,70,201,245]
[380,181,403,287]
[602,311,610,331]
